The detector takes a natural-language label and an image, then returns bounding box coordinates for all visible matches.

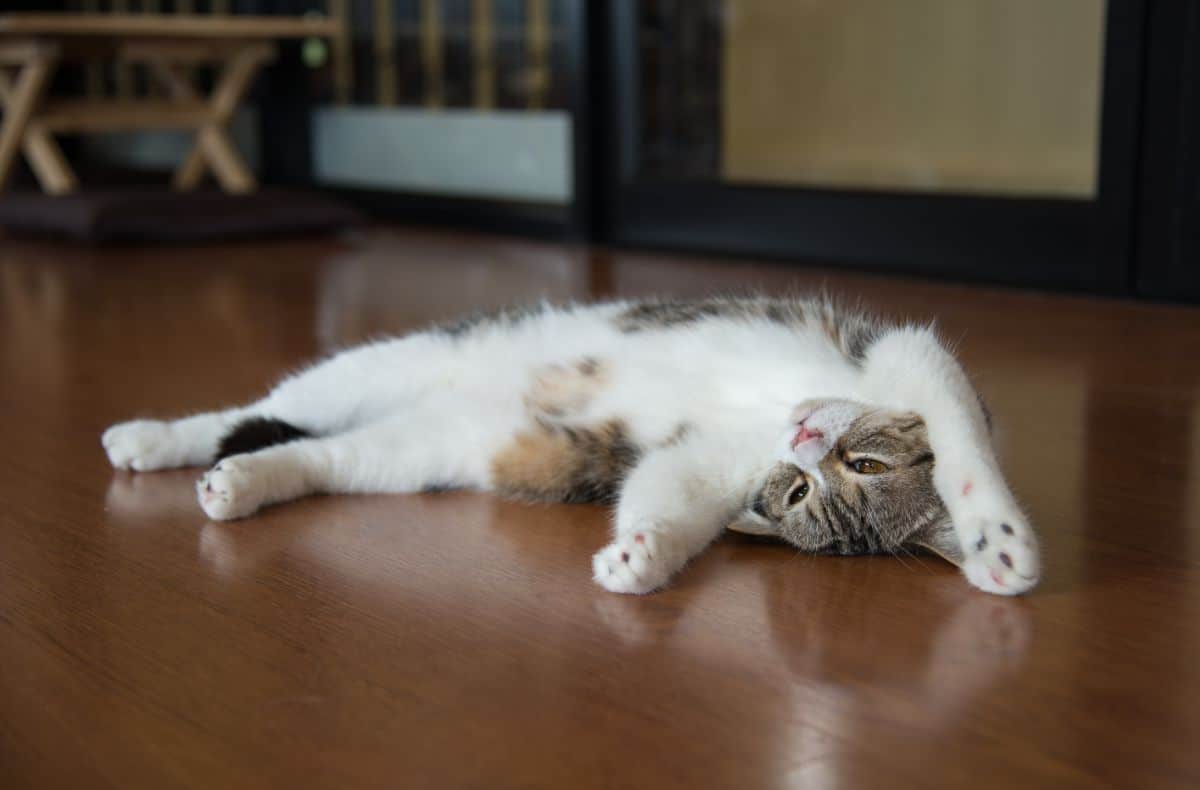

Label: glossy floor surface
[2,227,1199,789]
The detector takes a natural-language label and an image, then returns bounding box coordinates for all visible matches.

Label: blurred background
[1,1,1197,300]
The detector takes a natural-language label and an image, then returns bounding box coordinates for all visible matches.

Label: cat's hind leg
[103,409,318,472]
[102,358,367,472]
[104,333,459,472]
[103,409,256,471]
[195,406,503,520]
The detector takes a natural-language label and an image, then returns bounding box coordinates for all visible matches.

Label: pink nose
[791,424,824,450]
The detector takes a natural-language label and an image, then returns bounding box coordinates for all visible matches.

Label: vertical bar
[110,0,134,98]
[526,0,548,109]
[420,0,445,108]
[173,0,197,89]
[472,0,495,109]
[374,0,396,106]
[564,0,594,239]
[82,0,103,97]
[142,0,161,96]
[330,0,354,105]
[611,0,639,182]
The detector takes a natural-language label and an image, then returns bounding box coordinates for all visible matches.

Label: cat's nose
[791,423,824,450]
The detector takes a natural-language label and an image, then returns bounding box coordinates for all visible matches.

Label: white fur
[103,301,1040,596]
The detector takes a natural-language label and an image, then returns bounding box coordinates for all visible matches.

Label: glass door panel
[606,0,1141,292]
[718,1,1104,198]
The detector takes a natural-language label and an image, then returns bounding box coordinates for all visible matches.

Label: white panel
[313,107,572,204]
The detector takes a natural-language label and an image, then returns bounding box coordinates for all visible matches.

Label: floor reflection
[314,230,593,349]
[763,562,1032,785]
[105,470,200,522]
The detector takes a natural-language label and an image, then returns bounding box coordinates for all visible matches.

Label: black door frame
[595,0,1148,294]
[1135,1,1200,301]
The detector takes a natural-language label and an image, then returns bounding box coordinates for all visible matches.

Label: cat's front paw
[960,513,1040,596]
[196,457,267,520]
[592,531,684,595]
[103,420,180,471]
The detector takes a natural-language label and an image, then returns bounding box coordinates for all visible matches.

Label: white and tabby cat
[102,297,1040,596]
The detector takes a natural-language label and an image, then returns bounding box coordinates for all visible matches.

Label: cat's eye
[786,480,809,507]
[849,458,889,475]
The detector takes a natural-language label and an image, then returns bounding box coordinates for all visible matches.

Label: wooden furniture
[0,14,341,194]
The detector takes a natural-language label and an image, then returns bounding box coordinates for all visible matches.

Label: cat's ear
[727,507,779,537]
[907,516,965,567]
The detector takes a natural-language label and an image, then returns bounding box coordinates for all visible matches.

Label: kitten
[102,296,1040,596]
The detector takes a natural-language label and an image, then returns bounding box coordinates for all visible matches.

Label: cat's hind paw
[103,420,181,471]
[592,531,683,595]
[961,515,1040,596]
[197,457,267,521]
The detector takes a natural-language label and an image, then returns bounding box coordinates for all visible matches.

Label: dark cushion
[0,188,362,243]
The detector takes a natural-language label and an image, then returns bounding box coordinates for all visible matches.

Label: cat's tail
[213,417,312,463]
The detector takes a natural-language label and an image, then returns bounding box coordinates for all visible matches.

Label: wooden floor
[2,226,1199,789]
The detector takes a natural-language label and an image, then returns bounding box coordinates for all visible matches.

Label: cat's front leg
[861,326,1040,595]
[593,435,751,594]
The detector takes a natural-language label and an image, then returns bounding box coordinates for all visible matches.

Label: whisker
[890,545,917,574]
[895,542,934,575]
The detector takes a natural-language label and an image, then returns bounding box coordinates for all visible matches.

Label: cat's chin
[726,515,778,537]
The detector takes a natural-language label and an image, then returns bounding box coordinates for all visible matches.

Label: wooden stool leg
[197,126,255,193]
[171,44,274,194]
[0,69,78,194]
[172,142,210,190]
[0,48,59,192]
[172,143,208,191]
[23,124,78,195]
[147,62,209,191]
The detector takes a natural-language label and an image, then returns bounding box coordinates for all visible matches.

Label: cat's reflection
[198,492,518,582]
[107,470,1029,701]
[590,575,712,647]
[587,544,1030,706]
[198,519,316,578]
[761,556,1032,710]
[105,470,202,521]
[106,471,314,575]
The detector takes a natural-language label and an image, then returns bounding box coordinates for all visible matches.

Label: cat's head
[732,399,962,564]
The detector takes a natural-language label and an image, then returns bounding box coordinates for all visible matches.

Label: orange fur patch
[525,358,609,418]
[490,419,638,504]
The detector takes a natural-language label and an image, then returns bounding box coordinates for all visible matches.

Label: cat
[102,296,1040,596]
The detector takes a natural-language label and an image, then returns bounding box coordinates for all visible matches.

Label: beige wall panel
[723,0,1105,197]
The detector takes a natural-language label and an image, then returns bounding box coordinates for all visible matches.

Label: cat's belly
[433,307,863,448]
[554,336,858,447]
